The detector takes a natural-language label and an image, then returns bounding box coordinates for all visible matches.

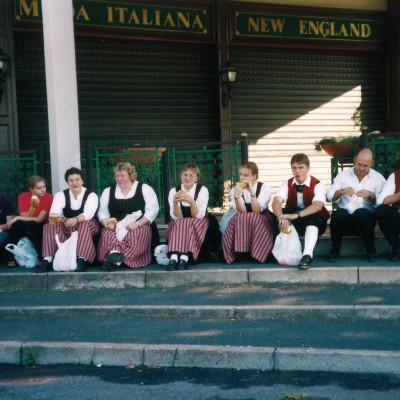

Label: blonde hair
[180,162,201,181]
[114,162,137,181]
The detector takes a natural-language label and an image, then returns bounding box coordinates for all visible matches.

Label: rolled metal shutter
[229,47,387,190]
[14,32,219,150]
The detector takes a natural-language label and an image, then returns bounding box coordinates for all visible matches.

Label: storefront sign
[15,0,208,35]
[235,12,382,43]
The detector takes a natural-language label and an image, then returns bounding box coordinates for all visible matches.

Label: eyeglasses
[182,173,196,179]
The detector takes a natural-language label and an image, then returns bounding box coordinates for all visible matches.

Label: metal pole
[86,142,94,192]
[240,132,249,164]
[162,149,171,224]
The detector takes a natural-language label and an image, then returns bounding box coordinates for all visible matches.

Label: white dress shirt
[169,183,209,220]
[377,172,399,206]
[230,182,271,212]
[274,175,326,209]
[98,181,159,223]
[326,167,386,212]
[50,188,98,220]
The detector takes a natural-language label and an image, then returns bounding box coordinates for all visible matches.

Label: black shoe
[75,257,87,272]
[327,250,340,262]
[177,259,189,270]
[103,252,125,271]
[102,261,117,271]
[207,251,223,263]
[36,260,52,274]
[166,259,178,271]
[367,251,380,262]
[298,255,312,270]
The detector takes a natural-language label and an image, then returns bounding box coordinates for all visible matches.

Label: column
[42,0,80,192]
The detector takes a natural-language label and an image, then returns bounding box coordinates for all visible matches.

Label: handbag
[272,225,302,266]
[219,208,238,234]
[5,237,39,268]
[53,231,79,272]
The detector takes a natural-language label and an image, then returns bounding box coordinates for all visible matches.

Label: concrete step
[1,262,400,292]
[2,262,400,375]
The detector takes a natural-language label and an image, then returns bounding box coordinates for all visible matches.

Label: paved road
[1,364,400,400]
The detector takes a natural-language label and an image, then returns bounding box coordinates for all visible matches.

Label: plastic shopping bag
[53,231,79,272]
[272,225,302,266]
[115,211,143,241]
[5,237,39,268]
[219,208,238,234]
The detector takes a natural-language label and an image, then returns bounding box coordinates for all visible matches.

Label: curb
[1,305,400,321]
[1,267,400,292]
[1,341,399,375]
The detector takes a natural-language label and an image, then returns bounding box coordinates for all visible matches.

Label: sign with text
[15,0,208,35]
[235,11,382,43]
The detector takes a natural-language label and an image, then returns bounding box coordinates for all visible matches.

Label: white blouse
[169,183,209,220]
[98,181,159,223]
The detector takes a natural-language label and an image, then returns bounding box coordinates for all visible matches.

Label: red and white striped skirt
[222,212,274,264]
[97,225,152,268]
[166,217,209,260]
[42,218,100,263]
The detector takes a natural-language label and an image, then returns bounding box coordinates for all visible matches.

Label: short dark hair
[291,153,310,167]
[64,167,84,182]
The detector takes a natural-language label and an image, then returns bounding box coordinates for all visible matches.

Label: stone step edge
[2,267,400,292]
[1,341,399,375]
[1,305,400,321]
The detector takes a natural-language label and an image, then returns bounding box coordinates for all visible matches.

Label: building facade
[0,0,397,192]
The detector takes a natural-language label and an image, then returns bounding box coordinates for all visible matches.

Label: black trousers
[330,208,377,253]
[9,220,44,255]
[376,204,400,250]
[291,213,327,237]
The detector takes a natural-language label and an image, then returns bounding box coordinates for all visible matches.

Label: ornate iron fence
[0,147,46,208]
[86,139,247,221]
[165,141,244,219]
[371,134,400,178]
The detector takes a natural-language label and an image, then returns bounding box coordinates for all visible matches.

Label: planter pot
[321,142,359,158]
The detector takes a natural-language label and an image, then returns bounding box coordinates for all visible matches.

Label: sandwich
[49,213,61,222]
[108,217,118,225]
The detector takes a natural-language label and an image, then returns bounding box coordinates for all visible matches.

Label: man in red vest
[272,153,330,269]
[376,162,400,261]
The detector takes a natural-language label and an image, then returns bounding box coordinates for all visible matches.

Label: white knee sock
[303,226,319,257]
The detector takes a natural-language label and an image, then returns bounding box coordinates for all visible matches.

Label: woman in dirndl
[166,162,209,271]
[97,162,159,270]
[222,161,274,263]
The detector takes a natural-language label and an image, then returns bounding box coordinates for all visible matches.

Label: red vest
[393,170,400,209]
[284,176,330,221]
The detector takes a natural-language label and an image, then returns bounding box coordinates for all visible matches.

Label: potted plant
[314,135,361,158]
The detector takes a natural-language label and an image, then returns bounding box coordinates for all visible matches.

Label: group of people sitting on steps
[0,148,399,272]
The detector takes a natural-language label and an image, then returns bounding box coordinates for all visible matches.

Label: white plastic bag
[53,231,79,272]
[115,211,143,241]
[272,225,302,266]
[345,195,365,214]
[154,244,169,265]
[219,208,238,234]
[5,237,39,268]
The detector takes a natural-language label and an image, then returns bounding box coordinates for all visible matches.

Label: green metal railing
[86,139,247,222]
[88,143,164,205]
[167,142,242,211]
[0,148,46,208]
[371,134,400,178]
